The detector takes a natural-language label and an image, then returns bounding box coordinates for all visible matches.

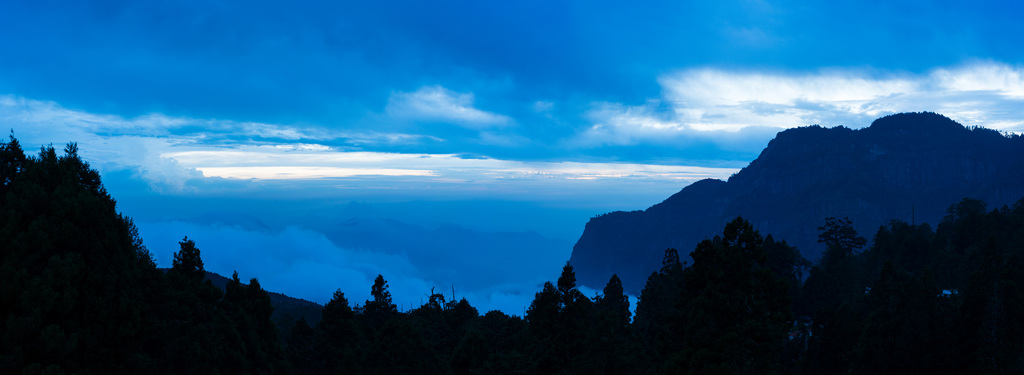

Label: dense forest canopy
[4,134,1024,374]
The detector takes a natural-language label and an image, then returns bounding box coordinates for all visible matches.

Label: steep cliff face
[570,112,1024,293]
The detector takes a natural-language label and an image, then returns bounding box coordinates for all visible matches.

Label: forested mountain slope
[571,112,1024,292]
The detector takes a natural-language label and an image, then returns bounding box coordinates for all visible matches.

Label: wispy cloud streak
[386,86,511,128]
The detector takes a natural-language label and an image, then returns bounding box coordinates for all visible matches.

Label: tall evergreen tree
[218,273,289,375]
[316,290,364,375]
[161,238,226,374]
[596,274,630,330]
[801,217,867,315]
[525,262,598,374]
[170,237,205,282]
[634,248,686,368]
[591,274,637,374]
[672,217,793,375]
[363,274,397,328]
[0,132,26,193]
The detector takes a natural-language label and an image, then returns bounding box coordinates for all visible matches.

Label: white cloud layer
[579,61,1024,145]
[932,63,1024,98]
[136,220,567,315]
[164,147,735,183]
[139,221,440,311]
[386,86,511,128]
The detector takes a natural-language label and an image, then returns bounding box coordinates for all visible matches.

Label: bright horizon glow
[166,148,738,182]
[194,167,438,179]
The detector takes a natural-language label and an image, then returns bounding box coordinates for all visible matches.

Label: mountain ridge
[570,112,1024,293]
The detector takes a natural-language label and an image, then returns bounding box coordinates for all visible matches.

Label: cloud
[161,146,737,185]
[9,61,1020,203]
[340,132,445,146]
[659,69,918,131]
[136,219,570,315]
[386,86,511,128]
[0,92,740,208]
[0,95,342,141]
[573,62,1024,147]
[0,96,203,191]
[0,95,450,191]
[532,100,554,113]
[477,131,531,147]
[195,167,436,179]
[932,63,1024,98]
[577,101,686,146]
[139,221,430,309]
[659,62,1024,132]
[515,162,732,181]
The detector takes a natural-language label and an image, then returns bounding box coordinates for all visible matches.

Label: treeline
[0,137,288,374]
[4,136,1024,374]
[796,200,1024,374]
[631,199,1024,375]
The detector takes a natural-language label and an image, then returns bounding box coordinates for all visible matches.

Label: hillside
[570,112,1024,293]
[159,269,324,333]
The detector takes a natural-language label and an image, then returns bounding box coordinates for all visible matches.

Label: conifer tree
[316,290,363,374]
[801,217,867,315]
[363,274,397,330]
[170,237,206,283]
[592,274,636,374]
[634,248,686,366]
[674,217,793,375]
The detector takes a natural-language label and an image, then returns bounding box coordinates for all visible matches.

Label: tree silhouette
[0,132,26,192]
[802,217,867,315]
[592,274,637,374]
[818,216,867,260]
[673,217,793,375]
[362,274,397,331]
[634,248,686,367]
[315,290,363,374]
[171,237,206,283]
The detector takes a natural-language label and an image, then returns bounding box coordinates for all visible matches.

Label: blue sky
[2,0,1023,314]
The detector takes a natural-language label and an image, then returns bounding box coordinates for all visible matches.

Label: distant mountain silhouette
[570,112,1024,293]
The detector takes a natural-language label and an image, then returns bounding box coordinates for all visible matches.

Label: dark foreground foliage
[4,136,1024,374]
